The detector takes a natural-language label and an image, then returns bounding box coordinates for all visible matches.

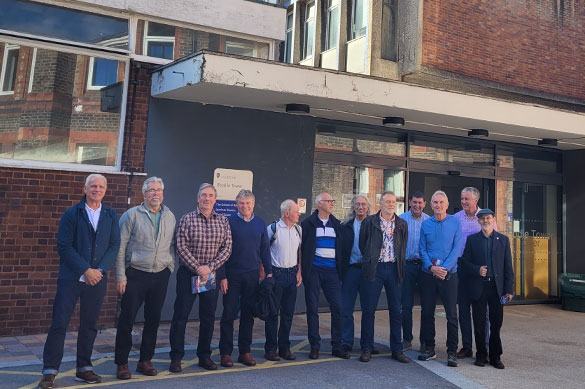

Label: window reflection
[1,0,129,49]
[0,40,124,166]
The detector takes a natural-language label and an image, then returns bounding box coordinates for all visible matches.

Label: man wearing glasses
[300,193,349,360]
[114,177,176,379]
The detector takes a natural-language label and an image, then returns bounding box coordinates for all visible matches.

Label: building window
[143,21,175,60]
[325,0,340,50]
[303,2,316,59]
[27,48,37,94]
[350,0,368,40]
[87,57,119,90]
[1,44,19,94]
[284,12,294,63]
[0,0,128,50]
[224,37,269,59]
[381,0,398,61]
[76,143,109,165]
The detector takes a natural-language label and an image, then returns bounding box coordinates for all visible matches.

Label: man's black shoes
[447,352,458,367]
[418,348,436,361]
[491,359,505,369]
[456,347,473,359]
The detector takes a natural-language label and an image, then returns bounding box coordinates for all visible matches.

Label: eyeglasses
[145,189,163,194]
[355,202,368,207]
[320,199,335,204]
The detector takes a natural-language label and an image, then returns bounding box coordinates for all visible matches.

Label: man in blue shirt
[219,190,272,368]
[418,190,462,367]
[400,191,430,353]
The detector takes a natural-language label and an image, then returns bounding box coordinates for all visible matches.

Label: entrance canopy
[151,51,585,150]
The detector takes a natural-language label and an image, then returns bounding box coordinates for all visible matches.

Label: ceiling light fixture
[285,103,310,114]
[538,138,558,147]
[468,129,489,138]
[382,116,405,126]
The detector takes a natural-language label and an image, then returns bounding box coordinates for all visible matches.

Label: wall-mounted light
[382,116,405,126]
[468,129,489,138]
[286,103,310,114]
[538,138,558,147]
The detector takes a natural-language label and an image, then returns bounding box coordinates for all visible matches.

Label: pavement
[0,304,584,388]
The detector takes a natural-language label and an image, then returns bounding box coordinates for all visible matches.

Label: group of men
[37,174,514,389]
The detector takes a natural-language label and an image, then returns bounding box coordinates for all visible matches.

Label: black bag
[251,278,278,321]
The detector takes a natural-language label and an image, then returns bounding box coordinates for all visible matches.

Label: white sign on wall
[213,168,253,216]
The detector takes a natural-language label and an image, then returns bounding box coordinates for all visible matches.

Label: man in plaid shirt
[168,183,232,373]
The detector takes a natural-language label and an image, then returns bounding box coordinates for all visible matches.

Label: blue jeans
[341,265,371,350]
[42,277,108,375]
[304,265,342,350]
[264,266,298,353]
[401,261,422,343]
[363,262,403,352]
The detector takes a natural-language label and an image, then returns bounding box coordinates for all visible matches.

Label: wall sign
[213,168,253,217]
[297,198,307,214]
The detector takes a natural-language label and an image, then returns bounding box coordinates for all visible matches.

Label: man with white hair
[418,190,462,367]
[38,174,120,389]
[300,192,348,360]
[263,199,302,361]
[114,177,176,379]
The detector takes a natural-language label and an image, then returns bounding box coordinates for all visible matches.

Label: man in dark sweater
[219,189,272,368]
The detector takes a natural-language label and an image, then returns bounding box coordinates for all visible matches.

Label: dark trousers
[264,266,298,353]
[459,282,490,350]
[304,265,342,350]
[363,262,402,352]
[458,284,474,350]
[42,277,108,375]
[419,271,459,353]
[401,260,422,344]
[472,280,504,361]
[219,270,259,355]
[114,267,171,365]
[341,265,371,350]
[169,266,219,361]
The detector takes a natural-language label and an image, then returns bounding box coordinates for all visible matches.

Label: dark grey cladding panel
[145,99,316,223]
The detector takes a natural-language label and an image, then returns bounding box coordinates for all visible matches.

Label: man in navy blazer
[460,209,513,369]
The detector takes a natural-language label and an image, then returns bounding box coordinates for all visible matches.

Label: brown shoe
[359,350,372,362]
[136,360,158,376]
[169,360,182,373]
[198,358,218,371]
[264,351,281,361]
[221,354,234,367]
[75,371,102,383]
[392,352,410,363]
[116,363,132,380]
[237,353,257,366]
[332,349,351,359]
[456,348,473,359]
[38,374,55,389]
[278,349,296,360]
[309,348,319,359]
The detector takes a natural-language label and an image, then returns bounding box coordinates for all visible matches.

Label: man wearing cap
[459,209,514,369]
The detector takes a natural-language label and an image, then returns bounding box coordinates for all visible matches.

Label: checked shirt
[176,208,232,273]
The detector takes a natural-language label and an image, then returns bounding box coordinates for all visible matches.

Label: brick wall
[422,0,585,100]
[0,60,154,336]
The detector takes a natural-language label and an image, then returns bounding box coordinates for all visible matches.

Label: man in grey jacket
[114,177,176,380]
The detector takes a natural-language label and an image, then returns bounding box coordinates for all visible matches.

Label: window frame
[142,20,176,60]
[325,0,340,51]
[0,44,20,95]
[303,1,316,60]
[87,56,120,90]
[284,12,294,63]
[381,0,398,61]
[0,36,130,173]
[350,0,368,40]
[27,47,37,94]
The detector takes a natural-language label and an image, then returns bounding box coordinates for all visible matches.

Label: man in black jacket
[359,191,409,363]
[300,192,349,360]
[460,209,514,369]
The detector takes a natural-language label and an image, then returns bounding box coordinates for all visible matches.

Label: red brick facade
[0,61,155,336]
[422,0,585,100]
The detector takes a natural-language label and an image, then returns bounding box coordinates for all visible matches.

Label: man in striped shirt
[300,192,349,360]
[168,183,232,373]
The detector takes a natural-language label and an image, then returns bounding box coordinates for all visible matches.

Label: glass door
[497,181,561,300]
